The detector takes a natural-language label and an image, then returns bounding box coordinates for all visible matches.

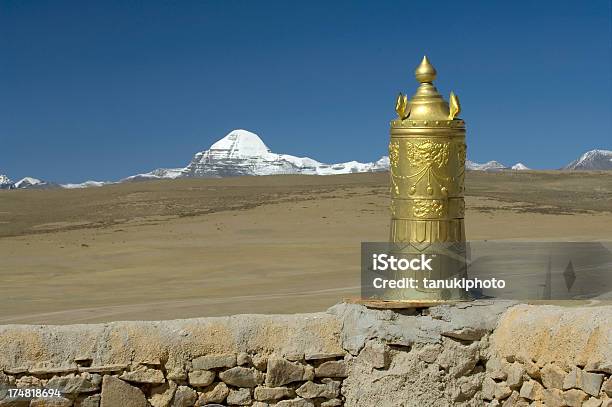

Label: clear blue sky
[1,0,611,182]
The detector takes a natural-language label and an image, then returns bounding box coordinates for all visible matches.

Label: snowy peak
[511,163,530,170]
[14,177,43,188]
[0,174,13,189]
[14,177,58,189]
[466,160,508,171]
[62,180,109,189]
[208,129,271,158]
[564,149,612,170]
[177,129,388,178]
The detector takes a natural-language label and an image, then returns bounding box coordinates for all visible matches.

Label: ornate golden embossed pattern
[413,199,445,218]
[457,143,466,168]
[405,141,449,168]
[389,141,400,169]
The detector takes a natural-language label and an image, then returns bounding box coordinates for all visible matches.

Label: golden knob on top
[415,55,437,83]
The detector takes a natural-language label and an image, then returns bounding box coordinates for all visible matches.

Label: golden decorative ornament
[387,56,469,302]
[395,93,409,119]
[449,91,461,120]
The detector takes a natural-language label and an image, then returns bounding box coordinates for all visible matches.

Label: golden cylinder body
[389,122,466,244]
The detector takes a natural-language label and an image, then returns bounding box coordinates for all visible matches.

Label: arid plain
[0,171,611,324]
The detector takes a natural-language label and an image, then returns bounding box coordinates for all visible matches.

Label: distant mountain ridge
[125,130,389,181]
[563,149,612,170]
[1,130,609,189]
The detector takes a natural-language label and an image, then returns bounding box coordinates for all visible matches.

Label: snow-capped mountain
[128,129,389,180]
[14,177,43,188]
[61,180,110,189]
[511,163,530,170]
[0,174,13,189]
[466,160,508,171]
[13,177,59,189]
[122,168,186,182]
[563,149,612,170]
[0,174,61,189]
[466,160,531,171]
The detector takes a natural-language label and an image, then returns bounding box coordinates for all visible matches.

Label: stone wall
[0,301,610,407]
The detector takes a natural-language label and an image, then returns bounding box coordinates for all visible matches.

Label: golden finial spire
[415,55,437,83]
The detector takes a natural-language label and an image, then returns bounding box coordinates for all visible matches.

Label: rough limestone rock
[516,354,541,380]
[485,357,508,381]
[171,385,197,407]
[79,394,101,407]
[120,365,165,384]
[584,397,604,407]
[196,382,229,405]
[418,343,442,364]
[237,352,251,366]
[254,386,295,401]
[563,367,604,396]
[519,380,544,401]
[328,301,516,354]
[490,304,612,372]
[166,367,187,382]
[305,352,346,361]
[219,366,264,388]
[482,377,497,400]
[100,375,148,407]
[437,338,479,378]
[563,389,589,406]
[296,379,340,399]
[275,398,315,407]
[358,341,389,369]
[604,378,612,397]
[321,399,342,407]
[315,361,348,378]
[455,374,482,401]
[227,388,251,405]
[252,354,268,371]
[505,362,525,389]
[188,370,215,387]
[494,382,512,400]
[542,388,565,406]
[149,381,177,407]
[47,375,100,394]
[586,361,612,375]
[265,357,308,387]
[500,391,520,406]
[192,354,236,370]
[541,364,566,390]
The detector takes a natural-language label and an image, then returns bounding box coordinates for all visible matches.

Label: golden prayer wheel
[386,56,469,301]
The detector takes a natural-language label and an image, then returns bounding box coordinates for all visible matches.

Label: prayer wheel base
[344,297,471,309]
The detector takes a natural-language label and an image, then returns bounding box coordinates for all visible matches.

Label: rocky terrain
[0,301,610,406]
